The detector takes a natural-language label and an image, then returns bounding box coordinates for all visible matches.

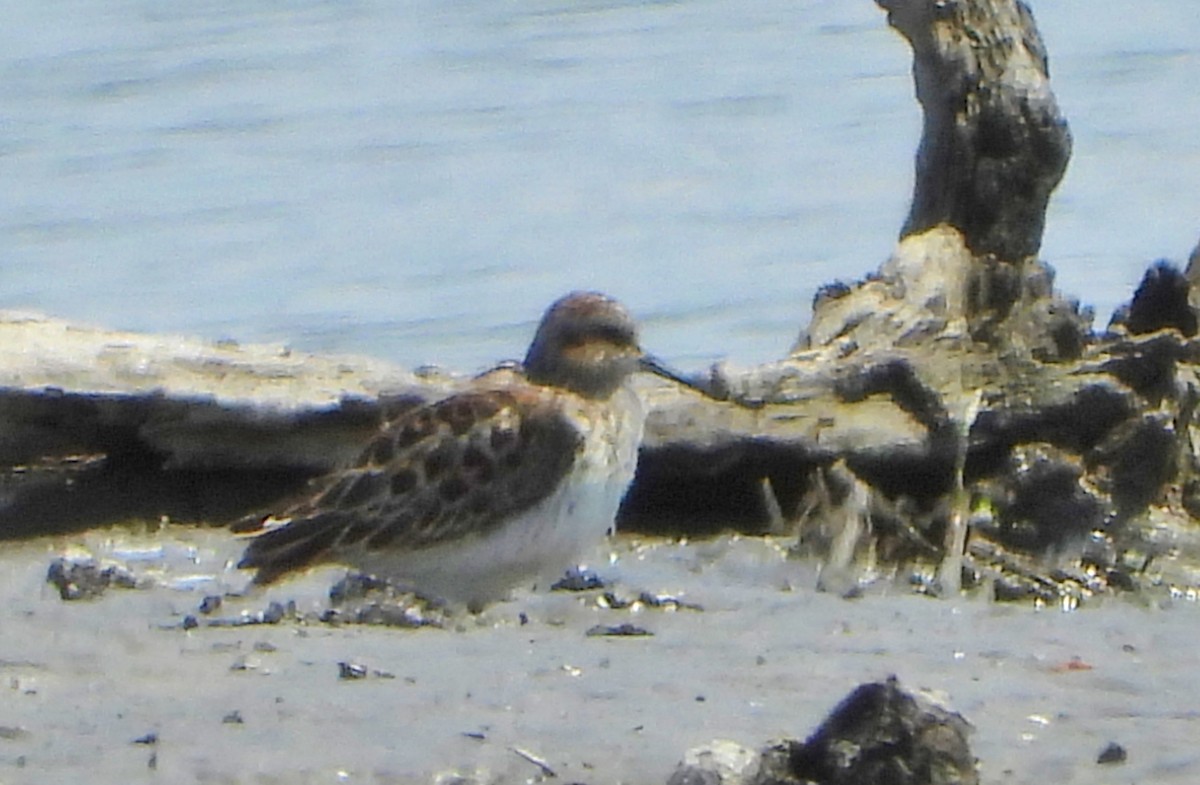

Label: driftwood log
[4,0,1200,600]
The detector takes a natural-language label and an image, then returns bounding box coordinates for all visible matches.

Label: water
[2,0,1198,374]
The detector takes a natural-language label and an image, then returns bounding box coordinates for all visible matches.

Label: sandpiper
[237,291,700,608]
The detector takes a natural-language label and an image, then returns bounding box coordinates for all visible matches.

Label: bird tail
[237,511,355,585]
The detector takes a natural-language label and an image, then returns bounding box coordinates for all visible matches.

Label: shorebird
[237,291,701,608]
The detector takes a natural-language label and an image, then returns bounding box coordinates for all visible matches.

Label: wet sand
[2,526,1198,784]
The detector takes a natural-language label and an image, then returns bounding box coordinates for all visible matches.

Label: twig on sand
[510,746,557,778]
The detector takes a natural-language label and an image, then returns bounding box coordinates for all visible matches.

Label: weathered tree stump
[877,0,1071,263]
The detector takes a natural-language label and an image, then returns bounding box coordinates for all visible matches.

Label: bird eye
[594,324,634,346]
[561,323,633,349]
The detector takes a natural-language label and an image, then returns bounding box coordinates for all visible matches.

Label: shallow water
[3,527,1199,784]
[3,0,1199,373]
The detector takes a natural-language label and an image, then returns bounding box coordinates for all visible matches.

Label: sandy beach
[2,525,1198,784]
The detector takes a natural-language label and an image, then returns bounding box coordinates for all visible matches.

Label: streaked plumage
[237,291,691,607]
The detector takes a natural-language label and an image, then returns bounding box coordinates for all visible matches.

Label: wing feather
[238,388,583,583]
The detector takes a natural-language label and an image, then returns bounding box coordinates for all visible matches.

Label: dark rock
[585,623,652,637]
[198,595,222,615]
[325,573,445,627]
[597,591,703,612]
[1096,742,1127,765]
[45,556,140,600]
[756,677,978,785]
[551,566,608,592]
[348,602,442,628]
[338,661,369,680]
[261,601,287,624]
[671,678,977,785]
[328,572,394,603]
[634,591,704,612]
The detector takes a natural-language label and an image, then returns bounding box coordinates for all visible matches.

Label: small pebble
[261,601,286,624]
[585,623,652,637]
[551,567,607,592]
[1097,742,1127,765]
[229,655,260,672]
[338,661,369,680]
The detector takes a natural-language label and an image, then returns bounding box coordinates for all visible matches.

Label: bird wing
[238,387,583,583]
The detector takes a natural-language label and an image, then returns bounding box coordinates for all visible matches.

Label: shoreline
[3,525,1198,784]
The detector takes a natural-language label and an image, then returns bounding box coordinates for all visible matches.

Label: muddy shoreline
[3,526,1198,784]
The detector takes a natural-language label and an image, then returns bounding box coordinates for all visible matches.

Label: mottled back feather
[238,388,583,583]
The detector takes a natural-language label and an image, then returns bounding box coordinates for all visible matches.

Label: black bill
[639,354,730,402]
